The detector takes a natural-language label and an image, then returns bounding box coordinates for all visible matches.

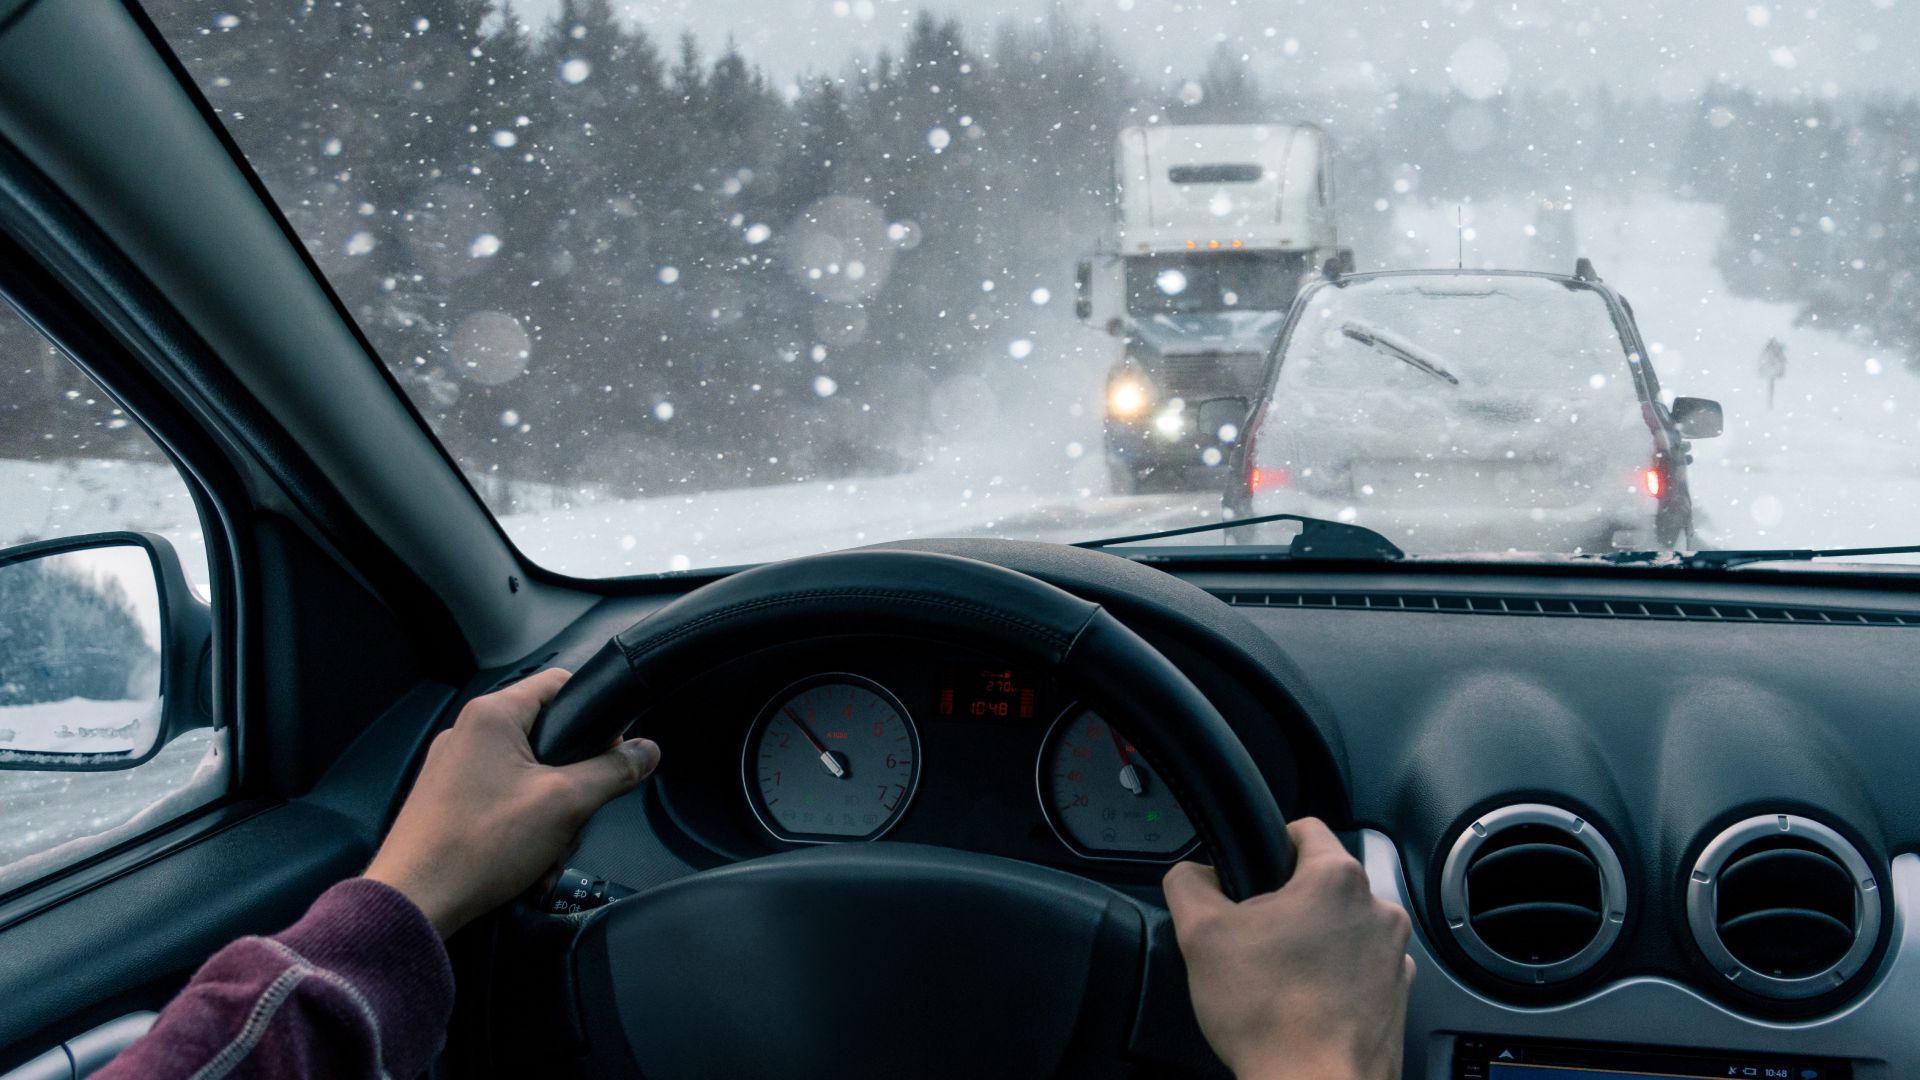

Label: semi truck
[1075,122,1348,494]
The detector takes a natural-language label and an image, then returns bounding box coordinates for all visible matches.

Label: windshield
[1126,253,1312,316]
[142,1,1920,574]
[1284,277,1633,392]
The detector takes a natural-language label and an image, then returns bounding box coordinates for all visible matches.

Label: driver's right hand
[1164,818,1415,1080]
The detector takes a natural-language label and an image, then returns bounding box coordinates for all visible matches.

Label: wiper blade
[1340,321,1461,386]
[1075,512,1405,561]
[1602,543,1920,571]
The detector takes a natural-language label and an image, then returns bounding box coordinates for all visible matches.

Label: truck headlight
[1108,376,1150,418]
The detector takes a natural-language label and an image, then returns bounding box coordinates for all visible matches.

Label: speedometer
[743,674,920,843]
[1038,707,1198,861]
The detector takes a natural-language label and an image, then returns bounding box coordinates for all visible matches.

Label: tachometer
[743,674,920,842]
[1038,707,1197,861]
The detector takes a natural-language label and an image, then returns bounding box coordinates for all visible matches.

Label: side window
[0,300,229,896]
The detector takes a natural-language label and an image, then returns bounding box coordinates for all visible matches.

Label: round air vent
[1687,814,1880,1000]
[1439,804,1627,984]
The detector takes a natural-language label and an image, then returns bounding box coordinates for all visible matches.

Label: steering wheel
[520,549,1293,1078]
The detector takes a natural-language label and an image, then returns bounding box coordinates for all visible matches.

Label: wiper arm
[1340,321,1461,386]
[1602,543,1920,570]
[1075,512,1405,561]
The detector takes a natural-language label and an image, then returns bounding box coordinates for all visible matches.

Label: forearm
[94,878,453,1080]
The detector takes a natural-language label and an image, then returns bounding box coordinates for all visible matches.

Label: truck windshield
[1126,252,1312,316]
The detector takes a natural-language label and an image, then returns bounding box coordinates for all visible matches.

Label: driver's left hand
[364,668,661,936]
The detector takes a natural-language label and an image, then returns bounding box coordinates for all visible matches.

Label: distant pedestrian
[1758,337,1787,410]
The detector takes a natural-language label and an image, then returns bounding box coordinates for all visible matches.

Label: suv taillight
[1252,467,1291,493]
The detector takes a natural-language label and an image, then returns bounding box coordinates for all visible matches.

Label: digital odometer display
[744,675,920,842]
[1038,707,1197,861]
[937,666,1038,721]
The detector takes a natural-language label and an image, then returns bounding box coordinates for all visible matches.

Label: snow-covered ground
[0,729,222,895]
[4,191,1917,883]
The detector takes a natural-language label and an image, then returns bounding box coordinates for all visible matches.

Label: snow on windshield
[136,0,1920,574]
[1285,277,1632,392]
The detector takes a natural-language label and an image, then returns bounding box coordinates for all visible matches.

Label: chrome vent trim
[1439,804,1628,985]
[1687,814,1880,1000]
[1216,590,1920,626]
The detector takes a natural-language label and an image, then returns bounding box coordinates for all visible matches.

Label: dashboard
[637,638,1289,891]
[556,547,1920,1078]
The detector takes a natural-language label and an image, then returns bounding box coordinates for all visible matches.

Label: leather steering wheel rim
[530,547,1294,899]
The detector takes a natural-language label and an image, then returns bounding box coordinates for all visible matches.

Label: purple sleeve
[94,878,454,1080]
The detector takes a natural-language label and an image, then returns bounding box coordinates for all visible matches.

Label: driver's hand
[1164,818,1414,1080]
[364,668,660,937]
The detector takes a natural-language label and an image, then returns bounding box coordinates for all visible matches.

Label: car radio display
[936,666,1038,721]
[1455,1036,1850,1080]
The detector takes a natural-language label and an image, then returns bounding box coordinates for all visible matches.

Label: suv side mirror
[1670,396,1723,439]
[1074,259,1094,321]
[0,532,210,771]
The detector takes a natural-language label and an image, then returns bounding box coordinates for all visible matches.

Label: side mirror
[1074,260,1094,321]
[0,532,210,771]
[1670,396,1723,439]
[1333,248,1356,275]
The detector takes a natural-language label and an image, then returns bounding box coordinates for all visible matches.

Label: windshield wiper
[1603,543,1920,571]
[1075,512,1405,560]
[1340,321,1461,386]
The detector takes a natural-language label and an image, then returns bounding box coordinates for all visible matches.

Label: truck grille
[1159,352,1265,397]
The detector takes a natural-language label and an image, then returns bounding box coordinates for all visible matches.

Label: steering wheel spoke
[564,845,1168,1078]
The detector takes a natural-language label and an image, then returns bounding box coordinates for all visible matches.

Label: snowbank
[0,697,158,756]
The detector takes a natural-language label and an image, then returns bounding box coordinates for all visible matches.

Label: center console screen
[1454,1035,1851,1080]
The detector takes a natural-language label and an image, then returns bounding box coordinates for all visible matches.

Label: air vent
[1687,815,1880,1000]
[1215,589,1920,627]
[1439,804,1627,984]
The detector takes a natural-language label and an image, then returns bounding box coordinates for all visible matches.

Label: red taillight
[1251,467,1291,493]
[1642,466,1663,498]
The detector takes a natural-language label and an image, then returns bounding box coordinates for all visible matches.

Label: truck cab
[1077,122,1346,494]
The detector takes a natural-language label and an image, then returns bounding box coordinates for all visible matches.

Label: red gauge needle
[1108,725,1145,797]
[783,706,847,779]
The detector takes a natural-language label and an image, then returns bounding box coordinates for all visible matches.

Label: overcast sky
[512,0,1920,102]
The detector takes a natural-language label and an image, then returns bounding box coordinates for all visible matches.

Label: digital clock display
[936,667,1038,721]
